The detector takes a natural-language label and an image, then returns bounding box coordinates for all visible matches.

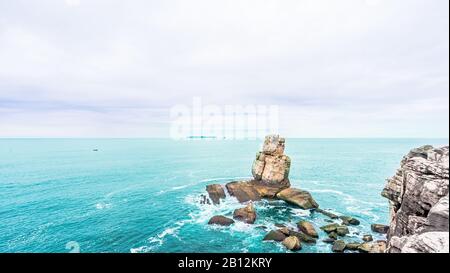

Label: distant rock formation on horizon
[382,145,449,253]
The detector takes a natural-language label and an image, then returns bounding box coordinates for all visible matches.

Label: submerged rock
[297,221,319,238]
[208,215,235,226]
[332,240,346,252]
[282,236,302,251]
[371,224,389,234]
[233,203,257,224]
[381,145,449,253]
[276,188,319,209]
[206,184,226,205]
[263,230,287,242]
[323,238,336,244]
[315,208,339,219]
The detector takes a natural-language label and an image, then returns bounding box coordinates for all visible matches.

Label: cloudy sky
[0,0,448,138]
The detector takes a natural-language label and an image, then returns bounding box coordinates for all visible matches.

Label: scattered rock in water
[208,215,235,226]
[320,223,339,233]
[200,194,211,205]
[323,238,336,244]
[233,203,257,224]
[289,230,317,244]
[358,240,387,253]
[336,226,350,236]
[340,216,360,226]
[324,219,334,223]
[274,223,286,228]
[328,232,338,240]
[276,188,319,209]
[256,225,268,231]
[205,184,226,205]
[332,240,346,252]
[345,242,361,251]
[297,221,319,238]
[263,230,287,242]
[315,208,339,219]
[363,235,373,242]
[282,236,302,251]
[371,224,389,234]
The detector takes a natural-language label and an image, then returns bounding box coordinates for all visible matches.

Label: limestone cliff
[382,145,449,253]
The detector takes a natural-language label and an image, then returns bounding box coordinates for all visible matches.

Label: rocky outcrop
[297,221,318,238]
[282,236,301,251]
[206,184,226,205]
[382,145,449,253]
[233,203,257,224]
[276,188,319,209]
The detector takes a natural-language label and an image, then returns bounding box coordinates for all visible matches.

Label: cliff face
[382,145,449,253]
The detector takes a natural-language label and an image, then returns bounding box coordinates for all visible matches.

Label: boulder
[332,240,346,252]
[345,242,361,251]
[225,181,261,203]
[205,184,226,205]
[233,203,257,224]
[358,240,387,253]
[328,232,338,240]
[276,188,319,209]
[263,230,287,242]
[208,215,235,226]
[297,221,319,238]
[320,223,339,233]
[371,224,389,234]
[340,216,360,226]
[289,230,317,244]
[336,226,349,236]
[282,236,302,251]
[362,235,373,242]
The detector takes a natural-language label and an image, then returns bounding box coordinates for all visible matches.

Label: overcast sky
[0,0,448,138]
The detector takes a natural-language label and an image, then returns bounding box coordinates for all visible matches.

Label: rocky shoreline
[382,145,449,253]
[203,135,391,253]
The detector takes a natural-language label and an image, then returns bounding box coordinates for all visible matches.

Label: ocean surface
[0,138,448,253]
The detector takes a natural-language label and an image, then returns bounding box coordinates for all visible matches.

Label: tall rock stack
[251,135,291,189]
[206,135,318,209]
[382,145,449,253]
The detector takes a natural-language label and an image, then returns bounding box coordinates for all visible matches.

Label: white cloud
[0,0,448,137]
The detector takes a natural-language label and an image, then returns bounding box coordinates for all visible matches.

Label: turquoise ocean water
[0,138,448,253]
